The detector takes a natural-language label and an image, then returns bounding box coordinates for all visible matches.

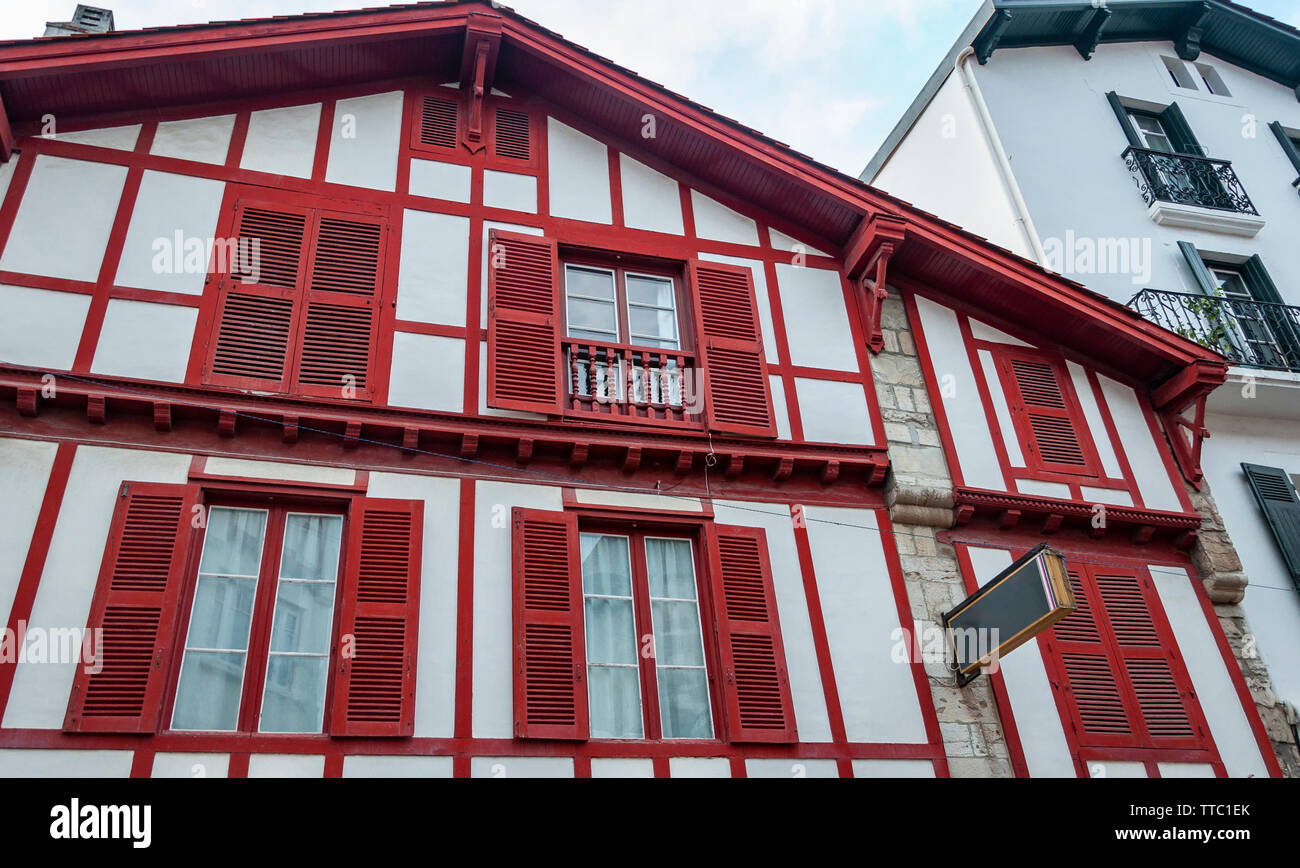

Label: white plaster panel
[590,758,655,778]
[969,317,1033,347]
[202,457,355,486]
[769,376,792,440]
[1098,376,1182,512]
[152,753,229,778]
[409,158,471,203]
[246,754,326,778]
[768,227,829,258]
[775,264,857,372]
[325,91,403,192]
[1081,486,1134,507]
[1157,763,1216,778]
[1089,761,1147,778]
[713,500,833,743]
[3,446,191,729]
[0,438,58,635]
[114,170,225,294]
[699,252,778,361]
[480,221,543,328]
[803,505,927,744]
[0,749,133,777]
[367,471,461,739]
[1067,362,1122,479]
[793,378,874,445]
[978,348,1025,467]
[471,756,573,778]
[1015,479,1072,500]
[746,758,838,778]
[0,155,127,282]
[0,154,19,205]
[965,546,1076,777]
[90,299,197,383]
[690,189,758,246]
[668,757,731,778]
[573,489,703,512]
[388,332,465,412]
[619,154,683,235]
[151,114,235,165]
[240,103,321,178]
[546,117,611,224]
[913,296,1004,491]
[472,481,564,738]
[397,209,469,326]
[54,125,141,151]
[483,169,537,214]
[0,284,91,369]
[852,759,936,778]
[1149,565,1269,778]
[342,755,454,778]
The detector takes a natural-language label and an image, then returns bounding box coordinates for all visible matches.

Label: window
[1161,56,1197,90]
[486,230,777,435]
[171,505,343,733]
[580,531,713,739]
[511,508,796,743]
[1128,110,1176,153]
[203,195,388,401]
[1180,244,1300,369]
[1192,62,1231,97]
[991,347,1101,479]
[409,91,537,166]
[1043,563,1209,751]
[64,483,422,737]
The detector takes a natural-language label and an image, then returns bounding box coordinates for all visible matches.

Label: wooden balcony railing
[563,339,701,427]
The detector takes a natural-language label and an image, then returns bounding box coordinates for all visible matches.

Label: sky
[1,0,1298,178]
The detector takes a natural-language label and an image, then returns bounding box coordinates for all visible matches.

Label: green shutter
[1160,103,1204,156]
[1107,92,1142,148]
[1243,256,1300,364]
[1241,464,1300,585]
[1178,241,1217,295]
[1268,121,1300,175]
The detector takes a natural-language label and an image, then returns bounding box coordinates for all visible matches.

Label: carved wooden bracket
[1152,358,1225,491]
[844,212,908,354]
[460,13,502,154]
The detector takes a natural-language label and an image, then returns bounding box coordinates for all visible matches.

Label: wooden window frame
[559,250,694,354]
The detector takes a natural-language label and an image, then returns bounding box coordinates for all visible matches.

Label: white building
[865,0,1300,732]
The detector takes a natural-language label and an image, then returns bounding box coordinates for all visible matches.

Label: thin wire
[7,362,1297,595]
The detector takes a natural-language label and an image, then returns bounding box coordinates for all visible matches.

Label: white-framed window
[562,262,682,350]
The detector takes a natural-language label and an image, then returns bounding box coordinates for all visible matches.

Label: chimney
[44,5,115,37]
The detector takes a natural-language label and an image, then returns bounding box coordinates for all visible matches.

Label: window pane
[628,306,679,347]
[568,298,618,339]
[645,538,696,599]
[652,600,706,667]
[198,507,267,576]
[259,656,330,734]
[187,576,256,650]
[626,275,674,308]
[172,651,245,731]
[279,514,342,580]
[585,597,638,665]
[580,534,631,596]
[588,666,643,739]
[657,668,712,739]
[565,265,615,300]
[268,581,336,655]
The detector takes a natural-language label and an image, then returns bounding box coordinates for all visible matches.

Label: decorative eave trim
[953,486,1202,548]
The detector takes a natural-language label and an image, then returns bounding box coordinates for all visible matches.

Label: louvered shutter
[331,498,422,737]
[292,210,385,401]
[414,93,460,151]
[486,231,563,414]
[1106,92,1143,148]
[1050,568,1134,746]
[707,524,796,743]
[1160,103,1205,157]
[205,203,310,391]
[1269,121,1300,175]
[493,106,532,162]
[1242,463,1300,584]
[512,508,587,740]
[65,482,200,733]
[999,352,1095,476]
[688,260,777,437]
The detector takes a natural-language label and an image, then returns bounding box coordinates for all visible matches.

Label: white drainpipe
[955,46,1049,267]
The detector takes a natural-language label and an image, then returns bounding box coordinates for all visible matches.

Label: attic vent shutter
[418,95,460,150]
[486,230,563,414]
[64,483,200,733]
[493,107,532,161]
[331,498,422,737]
[1242,463,1300,584]
[708,524,796,743]
[688,261,777,437]
[1003,354,1091,474]
[512,508,588,740]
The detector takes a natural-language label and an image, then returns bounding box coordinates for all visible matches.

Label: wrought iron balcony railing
[1128,288,1300,373]
[1123,147,1259,215]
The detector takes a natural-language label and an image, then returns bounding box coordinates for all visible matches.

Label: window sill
[1145,200,1265,237]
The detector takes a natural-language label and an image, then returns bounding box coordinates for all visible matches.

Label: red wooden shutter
[1050,568,1134,746]
[493,106,533,162]
[205,203,310,391]
[688,260,777,437]
[292,211,385,401]
[487,230,563,414]
[998,351,1096,476]
[414,94,460,151]
[512,508,587,740]
[707,524,796,743]
[331,498,423,737]
[65,482,200,733]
